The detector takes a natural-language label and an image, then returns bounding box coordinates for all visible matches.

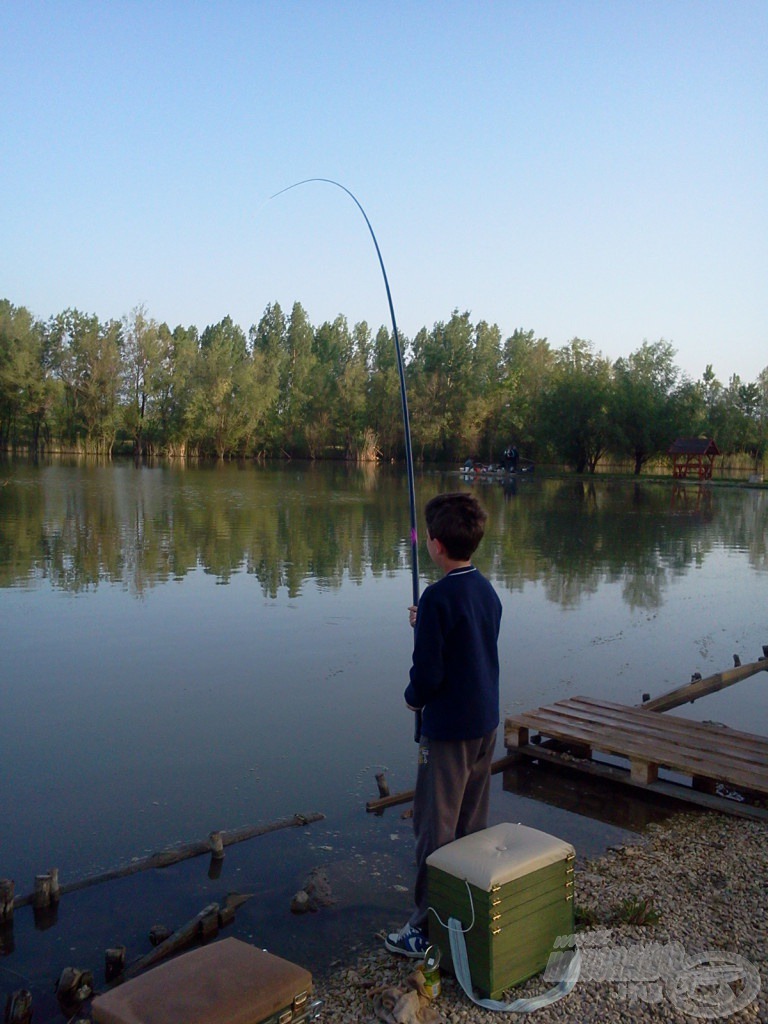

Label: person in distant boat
[385,492,502,958]
[503,445,519,472]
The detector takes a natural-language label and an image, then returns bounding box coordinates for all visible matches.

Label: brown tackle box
[427,822,575,1000]
[92,937,316,1024]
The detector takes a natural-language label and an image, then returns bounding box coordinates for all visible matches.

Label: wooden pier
[505,695,768,821]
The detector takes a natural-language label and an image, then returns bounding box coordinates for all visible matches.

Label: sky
[1,0,766,384]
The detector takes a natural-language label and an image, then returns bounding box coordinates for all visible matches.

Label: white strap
[447,917,581,1013]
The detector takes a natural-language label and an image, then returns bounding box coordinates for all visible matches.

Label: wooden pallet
[505,696,768,817]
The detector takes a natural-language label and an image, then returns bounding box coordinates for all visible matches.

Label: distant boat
[460,457,534,477]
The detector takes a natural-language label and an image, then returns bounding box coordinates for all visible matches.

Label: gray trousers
[408,729,497,931]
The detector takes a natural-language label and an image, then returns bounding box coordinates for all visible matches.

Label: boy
[385,492,502,958]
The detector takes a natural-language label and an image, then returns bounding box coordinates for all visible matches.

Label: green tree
[367,325,403,460]
[281,302,317,456]
[755,366,768,468]
[611,340,684,474]
[337,320,371,458]
[48,308,123,453]
[188,316,254,457]
[122,304,162,455]
[497,329,554,460]
[539,339,612,473]
[0,301,56,450]
[250,302,287,453]
[467,320,503,460]
[150,324,199,455]
[409,310,474,459]
[306,315,354,456]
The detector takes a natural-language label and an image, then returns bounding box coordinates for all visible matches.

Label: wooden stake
[33,874,51,908]
[4,989,33,1024]
[0,878,14,923]
[208,831,225,859]
[105,946,126,982]
[365,754,520,812]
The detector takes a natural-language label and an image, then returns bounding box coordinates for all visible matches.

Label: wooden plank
[506,744,768,823]
[552,698,768,770]
[505,699,768,793]
[508,722,768,794]
[507,696,768,765]
[567,696,768,757]
[536,696,768,754]
[640,657,768,713]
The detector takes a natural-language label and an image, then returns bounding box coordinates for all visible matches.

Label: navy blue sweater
[404,566,502,740]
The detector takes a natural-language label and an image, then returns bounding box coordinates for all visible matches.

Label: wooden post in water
[0,878,14,924]
[105,946,127,982]
[208,830,225,859]
[4,989,33,1024]
[33,873,52,908]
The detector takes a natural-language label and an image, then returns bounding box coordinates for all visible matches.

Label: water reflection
[1,461,766,606]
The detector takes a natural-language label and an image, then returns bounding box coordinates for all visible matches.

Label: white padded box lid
[426,823,574,890]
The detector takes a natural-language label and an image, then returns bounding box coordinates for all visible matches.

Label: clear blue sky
[2,1,766,384]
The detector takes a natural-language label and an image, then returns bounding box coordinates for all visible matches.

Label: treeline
[1,298,766,472]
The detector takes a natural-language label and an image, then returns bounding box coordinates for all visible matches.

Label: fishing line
[270,178,422,738]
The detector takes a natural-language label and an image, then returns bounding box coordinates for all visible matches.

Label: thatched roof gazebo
[668,437,720,480]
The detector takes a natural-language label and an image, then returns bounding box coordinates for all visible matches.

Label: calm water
[1,459,766,1012]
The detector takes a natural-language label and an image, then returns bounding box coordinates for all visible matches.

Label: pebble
[314,811,767,1022]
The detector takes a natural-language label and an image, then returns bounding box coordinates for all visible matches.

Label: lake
[1,459,766,1013]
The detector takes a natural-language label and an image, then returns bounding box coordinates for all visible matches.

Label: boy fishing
[385,491,502,957]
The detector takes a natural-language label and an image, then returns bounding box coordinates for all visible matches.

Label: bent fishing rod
[270,178,421,739]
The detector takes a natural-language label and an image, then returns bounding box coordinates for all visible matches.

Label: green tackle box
[92,937,318,1024]
[427,822,575,1000]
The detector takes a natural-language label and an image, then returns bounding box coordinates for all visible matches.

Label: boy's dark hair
[424,492,488,560]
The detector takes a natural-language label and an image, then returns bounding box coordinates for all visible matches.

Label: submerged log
[120,902,220,981]
[117,892,251,984]
[12,812,324,911]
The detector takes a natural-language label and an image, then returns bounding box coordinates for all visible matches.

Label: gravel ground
[313,811,767,1023]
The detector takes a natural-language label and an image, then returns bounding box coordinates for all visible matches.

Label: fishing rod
[270,179,421,739]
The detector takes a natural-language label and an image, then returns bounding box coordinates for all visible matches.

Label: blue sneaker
[384,923,429,958]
